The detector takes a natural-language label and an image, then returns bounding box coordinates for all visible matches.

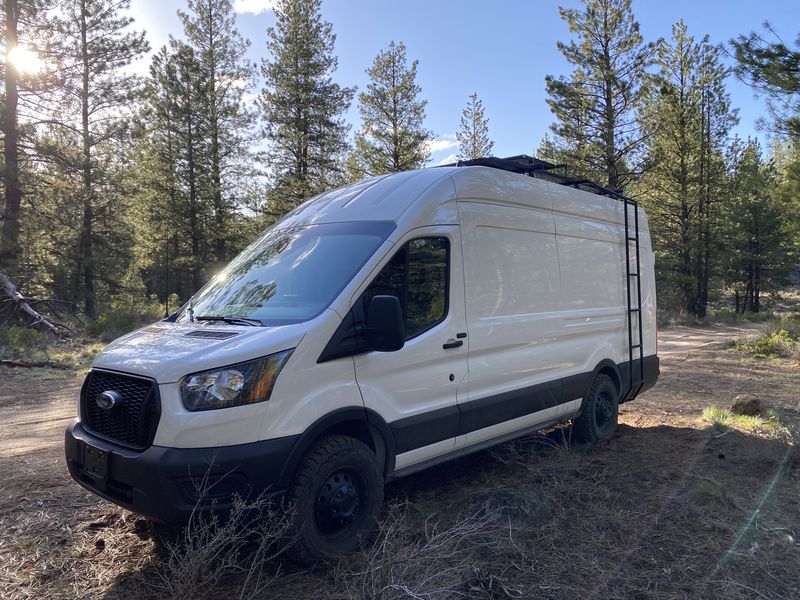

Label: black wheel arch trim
[590,359,622,395]
[276,407,397,489]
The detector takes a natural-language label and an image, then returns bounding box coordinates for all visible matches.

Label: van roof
[278,159,640,228]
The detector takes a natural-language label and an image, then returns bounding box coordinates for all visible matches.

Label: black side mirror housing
[365,295,405,352]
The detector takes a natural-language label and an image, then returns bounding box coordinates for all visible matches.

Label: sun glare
[8,46,44,74]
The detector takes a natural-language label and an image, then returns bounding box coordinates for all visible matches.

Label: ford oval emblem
[97,390,122,411]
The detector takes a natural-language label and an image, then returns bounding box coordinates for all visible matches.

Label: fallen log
[0,358,72,369]
[0,273,65,337]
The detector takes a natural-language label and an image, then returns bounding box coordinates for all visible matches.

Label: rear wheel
[286,435,383,563]
[573,373,619,443]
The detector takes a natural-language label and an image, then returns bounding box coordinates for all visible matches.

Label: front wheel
[572,373,619,443]
[286,435,383,562]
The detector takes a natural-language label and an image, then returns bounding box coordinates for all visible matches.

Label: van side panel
[457,201,579,445]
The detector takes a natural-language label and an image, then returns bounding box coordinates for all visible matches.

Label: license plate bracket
[83,443,110,484]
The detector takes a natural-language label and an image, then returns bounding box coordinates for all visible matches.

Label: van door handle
[442,339,463,350]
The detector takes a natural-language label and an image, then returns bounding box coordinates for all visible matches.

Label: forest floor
[1,324,798,599]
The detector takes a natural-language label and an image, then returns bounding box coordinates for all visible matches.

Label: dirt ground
[1,325,798,599]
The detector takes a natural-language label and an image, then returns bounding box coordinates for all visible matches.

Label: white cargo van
[65,156,659,560]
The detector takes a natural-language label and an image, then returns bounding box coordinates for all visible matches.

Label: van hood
[91,321,307,383]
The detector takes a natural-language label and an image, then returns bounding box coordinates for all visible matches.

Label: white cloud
[426,134,458,154]
[436,153,458,166]
[234,0,278,15]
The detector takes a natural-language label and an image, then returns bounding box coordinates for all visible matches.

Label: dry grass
[1,339,799,599]
[333,502,521,599]
[143,492,295,600]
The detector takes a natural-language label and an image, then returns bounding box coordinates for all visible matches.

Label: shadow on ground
[93,419,799,600]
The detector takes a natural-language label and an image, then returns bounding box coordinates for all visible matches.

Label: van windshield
[177,221,395,325]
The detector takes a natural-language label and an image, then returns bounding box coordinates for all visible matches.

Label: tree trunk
[1,0,22,277]
[211,123,225,265]
[186,66,200,292]
[78,0,96,317]
[602,12,618,190]
[697,97,712,319]
[752,231,761,312]
[680,196,694,314]
[207,26,226,266]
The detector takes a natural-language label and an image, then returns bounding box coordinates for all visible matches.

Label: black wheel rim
[595,390,615,432]
[314,467,366,541]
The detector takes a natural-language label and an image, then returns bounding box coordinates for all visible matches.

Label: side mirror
[365,295,405,352]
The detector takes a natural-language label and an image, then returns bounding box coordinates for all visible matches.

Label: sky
[128,0,800,165]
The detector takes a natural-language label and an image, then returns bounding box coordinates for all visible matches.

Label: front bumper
[65,421,299,525]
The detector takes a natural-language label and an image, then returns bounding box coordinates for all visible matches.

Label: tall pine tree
[638,21,736,315]
[260,0,353,216]
[722,140,791,312]
[178,0,255,266]
[50,0,149,316]
[0,0,56,278]
[543,0,656,190]
[456,92,494,160]
[350,41,431,178]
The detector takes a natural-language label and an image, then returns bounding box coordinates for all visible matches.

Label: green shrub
[712,308,774,323]
[701,406,781,433]
[85,295,165,342]
[85,312,139,341]
[713,307,738,323]
[0,326,46,358]
[736,316,800,358]
[737,329,795,357]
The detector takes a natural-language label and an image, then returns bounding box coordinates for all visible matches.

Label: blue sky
[130,0,800,164]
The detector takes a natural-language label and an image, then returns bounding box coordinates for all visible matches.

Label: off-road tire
[286,435,383,563]
[572,374,619,443]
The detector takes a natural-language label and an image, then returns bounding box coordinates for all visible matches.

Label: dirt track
[657,322,762,355]
[1,324,798,600]
[1,371,81,458]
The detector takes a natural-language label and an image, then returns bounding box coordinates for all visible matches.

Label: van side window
[362,237,449,339]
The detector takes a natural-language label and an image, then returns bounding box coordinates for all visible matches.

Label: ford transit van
[65,155,659,560]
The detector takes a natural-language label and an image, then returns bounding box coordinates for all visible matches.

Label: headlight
[180,349,293,412]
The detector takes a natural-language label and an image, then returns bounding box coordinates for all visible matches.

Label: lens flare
[8,46,44,74]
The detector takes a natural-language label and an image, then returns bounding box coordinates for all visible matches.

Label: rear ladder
[623,198,645,401]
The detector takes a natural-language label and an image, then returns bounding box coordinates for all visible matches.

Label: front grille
[81,370,161,450]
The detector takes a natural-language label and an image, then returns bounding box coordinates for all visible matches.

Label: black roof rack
[441,154,629,202]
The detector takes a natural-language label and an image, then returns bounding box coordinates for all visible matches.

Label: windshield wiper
[195,315,263,327]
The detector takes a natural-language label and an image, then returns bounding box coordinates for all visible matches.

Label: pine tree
[544,0,656,190]
[350,41,431,178]
[722,140,791,312]
[0,0,55,277]
[178,0,255,266]
[132,45,201,304]
[260,0,353,216]
[694,39,737,316]
[638,21,736,316]
[456,92,494,160]
[638,21,702,311]
[732,23,800,137]
[48,0,148,316]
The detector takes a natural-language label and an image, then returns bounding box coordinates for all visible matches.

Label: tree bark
[1,0,22,277]
[184,58,201,292]
[78,0,96,317]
